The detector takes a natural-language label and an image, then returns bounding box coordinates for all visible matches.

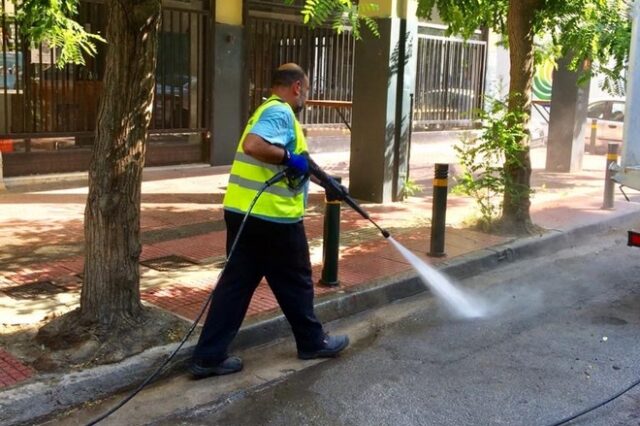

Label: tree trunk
[502,0,542,233]
[81,0,161,326]
[0,151,5,191]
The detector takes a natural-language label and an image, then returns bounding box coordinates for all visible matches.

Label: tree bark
[502,0,542,233]
[0,151,5,191]
[80,0,161,326]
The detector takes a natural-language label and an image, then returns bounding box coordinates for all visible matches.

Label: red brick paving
[0,349,34,388]
[135,225,464,326]
[4,261,81,285]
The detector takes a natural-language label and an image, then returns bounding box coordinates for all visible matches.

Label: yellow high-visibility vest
[223,96,308,222]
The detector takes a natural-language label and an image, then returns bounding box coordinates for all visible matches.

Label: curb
[1,163,216,192]
[2,208,639,425]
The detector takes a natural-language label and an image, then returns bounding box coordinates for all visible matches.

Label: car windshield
[610,102,625,122]
[587,101,608,119]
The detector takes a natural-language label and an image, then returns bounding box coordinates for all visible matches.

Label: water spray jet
[307,156,485,319]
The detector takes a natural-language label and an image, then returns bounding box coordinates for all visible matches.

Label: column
[545,55,590,172]
[349,0,418,202]
[211,0,245,166]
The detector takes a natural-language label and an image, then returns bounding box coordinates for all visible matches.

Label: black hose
[547,376,640,426]
[86,170,287,426]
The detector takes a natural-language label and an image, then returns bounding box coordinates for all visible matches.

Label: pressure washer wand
[306,156,390,239]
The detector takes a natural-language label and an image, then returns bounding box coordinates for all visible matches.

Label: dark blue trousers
[192,210,326,363]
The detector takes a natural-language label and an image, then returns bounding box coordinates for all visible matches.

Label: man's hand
[283,150,309,176]
[324,181,349,201]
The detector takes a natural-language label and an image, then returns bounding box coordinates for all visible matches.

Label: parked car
[584,99,625,153]
[153,75,196,128]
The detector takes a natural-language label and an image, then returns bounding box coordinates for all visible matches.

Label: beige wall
[216,0,242,25]
[363,0,417,19]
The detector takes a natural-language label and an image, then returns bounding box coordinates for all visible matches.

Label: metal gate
[247,5,355,127]
[0,0,210,176]
[413,27,487,130]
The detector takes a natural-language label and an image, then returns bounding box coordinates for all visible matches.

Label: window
[610,102,625,122]
[587,101,609,119]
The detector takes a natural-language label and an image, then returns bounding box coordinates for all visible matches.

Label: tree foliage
[547,0,632,95]
[292,0,632,233]
[285,0,380,38]
[454,96,529,231]
[18,0,105,66]
[298,0,632,96]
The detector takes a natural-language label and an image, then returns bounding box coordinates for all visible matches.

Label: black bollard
[589,119,598,154]
[602,142,619,210]
[428,164,448,257]
[320,176,342,286]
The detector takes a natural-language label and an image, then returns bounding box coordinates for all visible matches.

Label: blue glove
[283,151,309,176]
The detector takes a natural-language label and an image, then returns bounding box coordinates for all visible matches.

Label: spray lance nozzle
[302,153,390,239]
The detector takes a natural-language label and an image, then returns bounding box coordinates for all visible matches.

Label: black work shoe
[298,335,350,360]
[189,356,243,379]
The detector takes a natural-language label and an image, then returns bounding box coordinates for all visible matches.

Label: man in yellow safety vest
[190,63,349,378]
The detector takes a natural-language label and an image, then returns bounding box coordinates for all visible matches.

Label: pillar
[484,31,510,101]
[211,0,245,166]
[545,55,590,172]
[349,0,418,203]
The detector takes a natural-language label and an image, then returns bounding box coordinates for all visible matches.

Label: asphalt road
[158,226,640,426]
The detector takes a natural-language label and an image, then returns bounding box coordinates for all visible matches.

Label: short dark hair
[271,67,306,88]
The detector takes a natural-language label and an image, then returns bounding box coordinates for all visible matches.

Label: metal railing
[247,10,355,127]
[0,0,210,140]
[152,1,209,134]
[413,30,487,130]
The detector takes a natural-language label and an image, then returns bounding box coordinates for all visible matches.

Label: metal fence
[247,11,355,127]
[413,30,487,129]
[246,13,487,131]
[0,0,209,140]
[153,1,209,134]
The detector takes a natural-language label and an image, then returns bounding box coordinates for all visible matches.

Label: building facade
[0,0,491,182]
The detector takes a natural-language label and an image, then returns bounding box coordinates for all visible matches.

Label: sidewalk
[2,133,640,424]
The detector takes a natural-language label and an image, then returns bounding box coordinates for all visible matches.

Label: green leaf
[18,0,104,67]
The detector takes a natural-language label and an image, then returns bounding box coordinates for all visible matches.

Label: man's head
[271,63,309,114]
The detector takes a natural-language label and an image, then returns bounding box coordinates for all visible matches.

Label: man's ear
[292,80,302,96]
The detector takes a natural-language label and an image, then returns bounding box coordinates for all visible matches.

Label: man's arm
[242,133,287,165]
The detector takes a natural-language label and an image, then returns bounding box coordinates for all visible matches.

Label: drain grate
[140,255,199,271]
[2,281,65,299]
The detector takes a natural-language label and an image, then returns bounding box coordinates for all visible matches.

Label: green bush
[453,97,531,230]
[402,178,423,197]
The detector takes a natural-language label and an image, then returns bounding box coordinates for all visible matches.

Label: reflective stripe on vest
[223,96,308,221]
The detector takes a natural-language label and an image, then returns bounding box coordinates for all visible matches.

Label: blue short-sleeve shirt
[249,103,296,151]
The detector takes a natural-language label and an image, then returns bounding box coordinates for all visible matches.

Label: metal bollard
[589,119,598,154]
[428,164,449,257]
[319,176,342,286]
[602,143,619,209]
